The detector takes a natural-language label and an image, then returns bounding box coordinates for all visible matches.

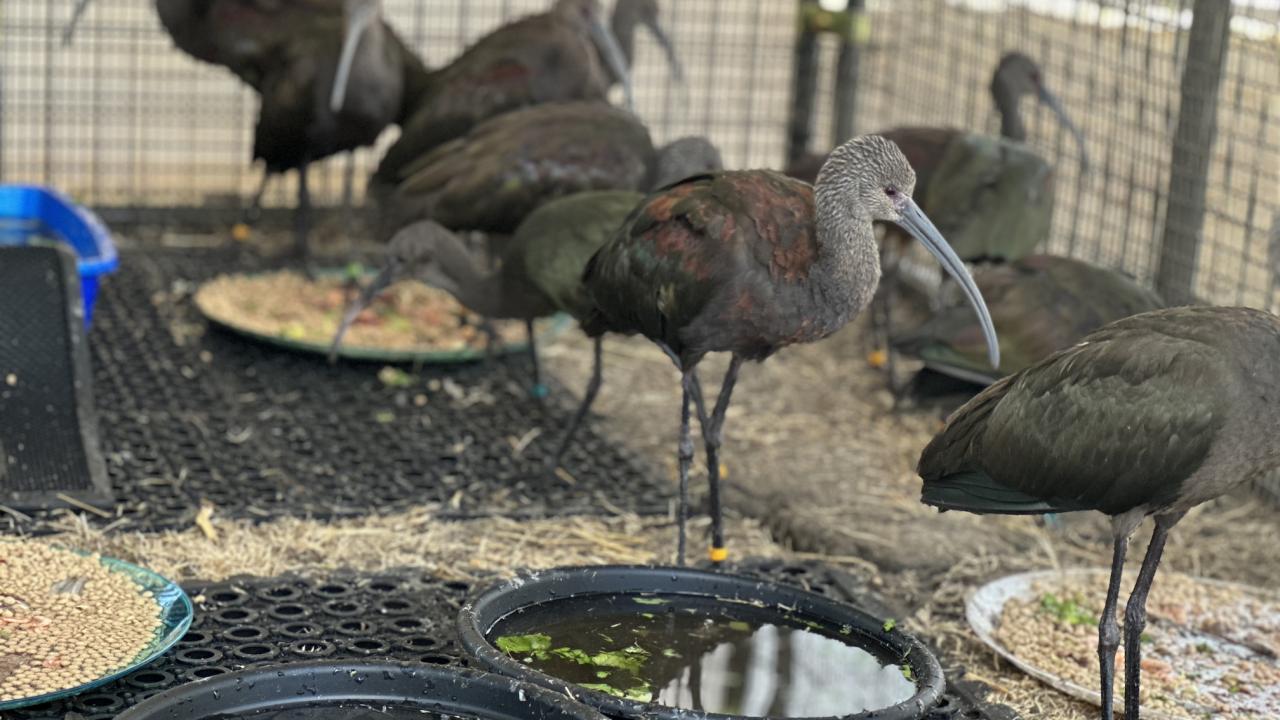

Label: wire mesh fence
[803,0,1279,310]
[3,1,1280,504]
[0,0,1276,309]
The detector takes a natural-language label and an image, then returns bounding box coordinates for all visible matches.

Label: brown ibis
[918,305,1280,719]
[332,139,722,465]
[372,0,642,186]
[581,135,1001,564]
[893,254,1165,385]
[372,101,686,241]
[64,0,430,262]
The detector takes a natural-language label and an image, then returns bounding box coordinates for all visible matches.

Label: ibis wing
[582,171,818,360]
[382,103,652,235]
[515,191,645,319]
[895,256,1165,380]
[376,15,600,182]
[919,315,1232,515]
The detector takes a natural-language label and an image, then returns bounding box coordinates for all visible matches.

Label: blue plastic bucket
[0,184,119,327]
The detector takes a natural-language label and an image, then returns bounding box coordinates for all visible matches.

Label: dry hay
[43,508,786,585]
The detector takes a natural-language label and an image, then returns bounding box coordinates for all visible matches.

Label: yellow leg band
[231,223,252,242]
[709,547,728,563]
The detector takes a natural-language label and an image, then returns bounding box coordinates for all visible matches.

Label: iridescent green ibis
[893,255,1165,385]
[918,305,1280,720]
[372,0,673,186]
[332,138,722,463]
[64,0,429,261]
[372,101,686,240]
[581,135,1000,564]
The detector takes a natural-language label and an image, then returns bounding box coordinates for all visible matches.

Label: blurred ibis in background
[333,138,722,462]
[372,101,699,241]
[917,305,1280,720]
[892,254,1165,385]
[789,53,1089,385]
[64,0,430,263]
[373,0,656,186]
[581,135,1000,564]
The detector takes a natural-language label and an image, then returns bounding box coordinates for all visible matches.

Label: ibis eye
[884,187,898,197]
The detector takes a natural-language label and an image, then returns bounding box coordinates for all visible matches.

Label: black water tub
[457,565,946,720]
[116,660,609,720]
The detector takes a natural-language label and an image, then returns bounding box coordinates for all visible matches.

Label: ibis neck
[812,187,881,318]
[610,6,640,81]
[425,237,508,319]
[992,82,1027,141]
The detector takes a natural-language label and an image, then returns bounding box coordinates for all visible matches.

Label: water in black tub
[491,593,917,717]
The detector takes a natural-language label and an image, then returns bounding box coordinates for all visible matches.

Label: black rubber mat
[2,248,667,533]
[7,561,1017,720]
[0,245,111,510]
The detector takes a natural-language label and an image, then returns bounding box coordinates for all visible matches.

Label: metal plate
[967,568,1280,719]
[0,549,194,712]
[193,270,573,364]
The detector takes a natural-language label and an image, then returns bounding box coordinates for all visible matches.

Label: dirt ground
[42,231,1280,720]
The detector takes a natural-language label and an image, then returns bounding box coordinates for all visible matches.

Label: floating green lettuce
[882,619,897,632]
[551,647,593,665]
[727,621,751,632]
[591,644,649,672]
[633,597,668,606]
[496,633,552,655]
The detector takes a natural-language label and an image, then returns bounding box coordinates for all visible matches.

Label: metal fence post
[832,0,866,144]
[1155,0,1233,304]
[787,0,820,167]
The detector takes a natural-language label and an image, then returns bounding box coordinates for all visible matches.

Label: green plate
[194,270,573,364]
[0,548,194,711]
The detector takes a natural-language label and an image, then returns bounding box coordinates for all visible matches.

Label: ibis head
[556,0,633,110]
[992,52,1089,172]
[650,136,723,188]
[329,221,464,360]
[818,136,1000,368]
[613,0,684,84]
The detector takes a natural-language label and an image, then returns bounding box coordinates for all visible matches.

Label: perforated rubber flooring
[2,248,668,533]
[8,561,1016,720]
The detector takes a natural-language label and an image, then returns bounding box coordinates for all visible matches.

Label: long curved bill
[588,16,634,111]
[62,0,94,46]
[328,264,394,362]
[644,18,684,85]
[895,198,1000,369]
[1037,85,1090,175]
[330,0,380,113]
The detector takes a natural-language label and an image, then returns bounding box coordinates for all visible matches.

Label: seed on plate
[0,541,163,703]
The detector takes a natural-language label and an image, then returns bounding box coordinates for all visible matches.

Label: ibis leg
[480,319,499,368]
[1122,511,1184,719]
[700,355,742,564]
[342,152,356,240]
[548,336,603,471]
[1098,528,1130,720]
[526,319,548,399]
[675,369,696,566]
[295,161,313,271]
[246,172,269,225]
